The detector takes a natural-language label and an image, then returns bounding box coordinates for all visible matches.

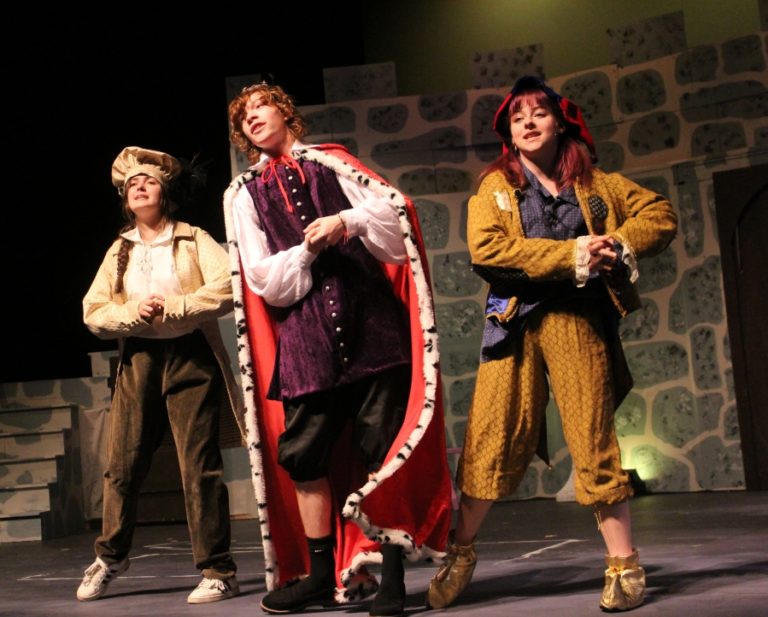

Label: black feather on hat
[166,155,209,212]
[111,146,208,212]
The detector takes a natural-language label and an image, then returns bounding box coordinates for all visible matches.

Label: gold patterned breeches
[457,302,633,506]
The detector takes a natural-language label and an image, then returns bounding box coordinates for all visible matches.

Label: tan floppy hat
[111,146,182,195]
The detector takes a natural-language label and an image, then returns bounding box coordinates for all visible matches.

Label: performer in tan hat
[77,146,245,604]
[426,76,677,612]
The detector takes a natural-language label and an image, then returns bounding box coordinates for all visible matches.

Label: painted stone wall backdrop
[232,29,768,499]
[1,376,112,520]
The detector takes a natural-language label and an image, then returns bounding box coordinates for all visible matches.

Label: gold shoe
[599,549,646,612]
[426,538,477,609]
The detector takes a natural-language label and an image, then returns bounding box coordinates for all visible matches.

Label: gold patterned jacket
[467,169,678,321]
[83,221,245,442]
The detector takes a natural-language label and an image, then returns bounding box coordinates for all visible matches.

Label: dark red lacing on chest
[261,155,306,213]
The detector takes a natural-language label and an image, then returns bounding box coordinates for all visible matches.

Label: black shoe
[260,577,335,614]
[369,580,405,617]
[370,543,405,617]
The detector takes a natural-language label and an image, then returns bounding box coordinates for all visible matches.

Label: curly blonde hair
[228,84,308,164]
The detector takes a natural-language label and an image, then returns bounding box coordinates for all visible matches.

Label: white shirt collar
[120,222,174,245]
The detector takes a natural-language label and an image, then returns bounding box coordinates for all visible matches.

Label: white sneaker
[76,557,130,601]
[187,575,240,604]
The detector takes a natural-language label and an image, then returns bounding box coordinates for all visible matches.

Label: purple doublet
[246,160,410,401]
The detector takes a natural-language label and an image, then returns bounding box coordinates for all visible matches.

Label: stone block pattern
[722,35,766,74]
[418,92,468,122]
[561,71,614,125]
[323,62,397,103]
[628,111,680,155]
[368,104,408,134]
[669,256,724,333]
[625,342,689,389]
[471,94,505,144]
[670,163,705,257]
[687,436,744,489]
[618,298,659,341]
[224,33,768,501]
[470,46,544,89]
[675,46,718,84]
[690,326,722,390]
[651,387,720,448]
[615,392,647,437]
[414,199,450,249]
[724,404,739,440]
[630,444,691,493]
[635,248,677,294]
[371,128,467,168]
[617,69,667,114]
[607,11,687,67]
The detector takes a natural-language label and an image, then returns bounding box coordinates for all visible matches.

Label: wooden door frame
[713,163,768,490]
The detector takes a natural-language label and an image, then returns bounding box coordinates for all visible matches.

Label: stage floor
[2,492,766,617]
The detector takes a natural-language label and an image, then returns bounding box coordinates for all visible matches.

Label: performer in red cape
[223,83,451,616]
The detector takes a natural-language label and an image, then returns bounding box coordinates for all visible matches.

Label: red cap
[493,75,597,161]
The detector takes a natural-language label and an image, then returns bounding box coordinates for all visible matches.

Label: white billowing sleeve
[232,187,317,307]
[337,174,407,264]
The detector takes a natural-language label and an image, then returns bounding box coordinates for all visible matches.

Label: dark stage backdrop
[2,10,365,383]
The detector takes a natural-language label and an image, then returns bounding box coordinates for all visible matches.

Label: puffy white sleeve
[232,186,317,307]
[337,174,407,264]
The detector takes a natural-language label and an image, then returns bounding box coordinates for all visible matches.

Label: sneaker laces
[82,562,112,587]
[199,577,230,592]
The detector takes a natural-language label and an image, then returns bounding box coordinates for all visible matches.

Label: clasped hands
[588,235,620,274]
[139,294,165,322]
[303,214,346,254]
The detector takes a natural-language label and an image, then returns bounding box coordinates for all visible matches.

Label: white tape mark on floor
[492,538,584,565]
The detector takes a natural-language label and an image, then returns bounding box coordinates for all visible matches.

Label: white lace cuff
[574,235,591,287]
[616,234,639,283]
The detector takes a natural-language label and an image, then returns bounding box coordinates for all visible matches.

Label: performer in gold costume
[427,76,677,612]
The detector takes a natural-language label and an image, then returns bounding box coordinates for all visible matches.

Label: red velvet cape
[224,144,451,598]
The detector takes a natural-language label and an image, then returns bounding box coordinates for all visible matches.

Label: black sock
[307,534,335,587]
[260,534,336,611]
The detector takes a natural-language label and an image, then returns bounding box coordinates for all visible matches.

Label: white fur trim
[334,570,379,603]
[223,170,278,591]
[224,149,444,598]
